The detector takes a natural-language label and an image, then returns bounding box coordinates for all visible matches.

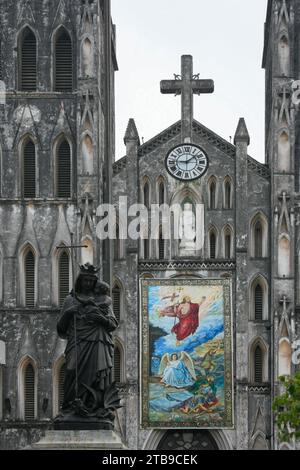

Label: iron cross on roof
[160,55,214,142]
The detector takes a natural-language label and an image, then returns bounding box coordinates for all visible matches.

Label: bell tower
[0,0,117,448]
[263,0,299,449]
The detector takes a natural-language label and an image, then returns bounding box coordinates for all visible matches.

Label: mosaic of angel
[159,352,197,389]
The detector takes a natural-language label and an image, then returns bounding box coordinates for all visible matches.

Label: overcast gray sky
[112,0,268,163]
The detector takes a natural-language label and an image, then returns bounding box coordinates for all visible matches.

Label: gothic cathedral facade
[0,0,299,451]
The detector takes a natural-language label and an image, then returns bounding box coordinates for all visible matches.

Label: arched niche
[82,134,94,175]
[278,36,290,76]
[278,235,291,278]
[278,339,292,377]
[81,237,93,265]
[278,131,290,173]
[82,37,93,77]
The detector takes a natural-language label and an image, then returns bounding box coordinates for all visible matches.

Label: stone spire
[124,118,140,145]
[234,118,250,146]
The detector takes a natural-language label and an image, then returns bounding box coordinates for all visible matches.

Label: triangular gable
[114,119,270,180]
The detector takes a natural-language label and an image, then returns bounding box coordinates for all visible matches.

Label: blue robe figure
[160,353,196,389]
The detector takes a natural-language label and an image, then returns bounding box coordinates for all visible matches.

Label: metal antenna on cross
[56,234,88,400]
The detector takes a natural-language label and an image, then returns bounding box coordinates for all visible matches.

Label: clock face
[165,144,209,181]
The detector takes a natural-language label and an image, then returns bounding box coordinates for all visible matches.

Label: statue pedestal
[31,430,126,450]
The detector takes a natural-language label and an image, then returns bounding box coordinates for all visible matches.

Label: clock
[165,144,209,181]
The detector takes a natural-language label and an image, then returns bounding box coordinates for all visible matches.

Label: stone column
[234,118,250,449]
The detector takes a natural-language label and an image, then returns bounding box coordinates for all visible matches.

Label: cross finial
[280,295,290,313]
[160,55,214,142]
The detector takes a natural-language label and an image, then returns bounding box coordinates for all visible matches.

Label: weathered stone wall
[0,0,116,449]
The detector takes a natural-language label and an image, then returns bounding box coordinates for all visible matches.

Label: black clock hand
[186,156,197,165]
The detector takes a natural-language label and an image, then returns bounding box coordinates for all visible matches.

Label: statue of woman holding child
[54,263,120,430]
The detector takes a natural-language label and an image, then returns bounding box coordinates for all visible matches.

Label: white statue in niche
[82,38,93,77]
[179,202,196,256]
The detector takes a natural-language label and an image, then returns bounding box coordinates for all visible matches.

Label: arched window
[255,284,263,320]
[143,180,150,259]
[112,283,121,323]
[143,240,149,259]
[254,345,263,383]
[254,221,263,258]
[250,338,268,383]
[19,28,37,91]
[25,250,35,307]
[58,251,70,307]
[54,28,73,92]
[114,345,121,383]
[158,179,165,206]
[251,214,268,259]
[143,180,150,210]
[58,363,65,410]
[250,276,268,322]
[209,178,217,210]
[24,363,35,420]
[223,226,233,259]
[56,139,71,198]
[23,139,36,198]
[157,430,219,451]
[224,178,232,209]
[114,224,120,260]
[209,230,217,259]
[159,226,165,260]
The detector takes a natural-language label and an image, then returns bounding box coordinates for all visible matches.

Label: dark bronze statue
[54,263,121,430]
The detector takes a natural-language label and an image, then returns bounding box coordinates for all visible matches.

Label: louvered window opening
[24,363,35,420]
[21,30,37,92]
[55,31,73,92]
[114,347,121,383]
[25,251,35,307]
[210,182,216,209]
[23,140,36,198]
[225,182,231,209]
[225,234,231,259]
[159,230,165,260]
[59,252,70,307]
[255,284,263,320]
[254,346,263,383]
[210,233,216,259]
[112,286,121,323]
[57,140,71,198]
[59,364,65,409]
[255,221,263,258]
